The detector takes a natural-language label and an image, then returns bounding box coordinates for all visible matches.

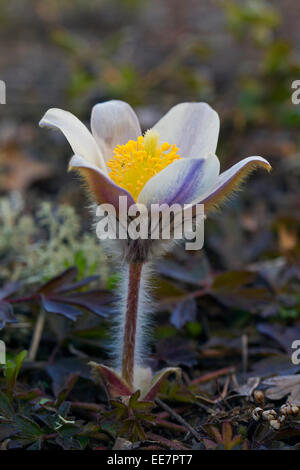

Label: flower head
[107,130,181,201]
[39,100,271,216]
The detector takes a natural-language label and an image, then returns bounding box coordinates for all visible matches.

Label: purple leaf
[257,323,300,354]
[56,290,113,317]
[38,267,78,294]
[156,259,208,286]
[170,298,197,329]
[155,337,197,367]
[41,295,82,321]
[0,301,17,329]
[0,282,23,300]
[57,275,99,293]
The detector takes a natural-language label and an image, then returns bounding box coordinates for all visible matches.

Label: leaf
[129,390,142,407]
[55,373,80,406]
[57,290,112,317]
[14,415,44,443]
[250,355,300,377]
[0,391,14,419]
[0,281,22,328]
[36,268,111,321]
[212,271,256,290]
[38,267,78,294]
[155,337,197,367]
[58,276,100,293]
[234,377,260,398]
[0,282,23,300]
[170,298,197,329]
[46,358,91,397]
[257,323,300,354]
[155,258,209,285]
[109,390,154,442]
[41,295,82,321]
[4,350,27,391]
[262,375,300,405]
[144,367,181,401]
[154,278,187,304]
[0,301,17,329]
[14,350,27,379]
[0,423,15,441]
[0,142,53,192]
[222,422,233,448]
[207,423,243,450]
[211,270,272,310]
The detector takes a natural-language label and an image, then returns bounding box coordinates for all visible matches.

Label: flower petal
[70,154,135,209]
[153,102,220,159]
[39,108,107,172]
[91,100,142,162]
[137,154,220,206]
[190,156,271,211]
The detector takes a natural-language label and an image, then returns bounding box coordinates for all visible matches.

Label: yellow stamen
[107,129,181,201]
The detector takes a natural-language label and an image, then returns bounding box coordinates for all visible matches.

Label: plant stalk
[28,308,46,361]
[121,262,143,390]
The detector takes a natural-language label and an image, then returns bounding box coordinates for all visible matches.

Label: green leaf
[14,415,44,443]
[4,350,27,391]
[0,391,14,419]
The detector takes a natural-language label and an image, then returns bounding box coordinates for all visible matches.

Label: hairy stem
[121,262,143,389]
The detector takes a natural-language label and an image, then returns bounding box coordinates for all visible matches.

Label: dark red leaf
[38,267,78,295]
[155,337,197,367]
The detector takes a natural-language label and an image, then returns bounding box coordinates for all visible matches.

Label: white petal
[153,102,220,159]
[137,154,220,206]
[39,108,107,173]
[69,154,135,209]
[186,156,271,211]
[91,100,142,162]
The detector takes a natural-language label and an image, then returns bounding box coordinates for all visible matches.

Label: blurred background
[0,0,300,380]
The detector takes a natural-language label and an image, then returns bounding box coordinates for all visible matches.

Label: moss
[0,198,109,284]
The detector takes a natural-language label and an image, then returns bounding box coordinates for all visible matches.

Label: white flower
[39,101,271,397]
[39,100,271,214]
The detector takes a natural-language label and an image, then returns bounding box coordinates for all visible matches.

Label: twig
[70,401,105,412]
[155,397,201,442]
[28,309,46,361]
[48,339,64,364]
[156,418,187,433]
[146,432,189,450]
[191,366,235,385]
[242,334,248,376]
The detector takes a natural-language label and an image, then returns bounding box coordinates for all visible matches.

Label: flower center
[107,130,181,201]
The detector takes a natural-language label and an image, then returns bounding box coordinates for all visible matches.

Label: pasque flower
[40,101,271,399]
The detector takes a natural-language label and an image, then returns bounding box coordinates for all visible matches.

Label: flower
[39,101,271,399]
[39,100,271,215]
